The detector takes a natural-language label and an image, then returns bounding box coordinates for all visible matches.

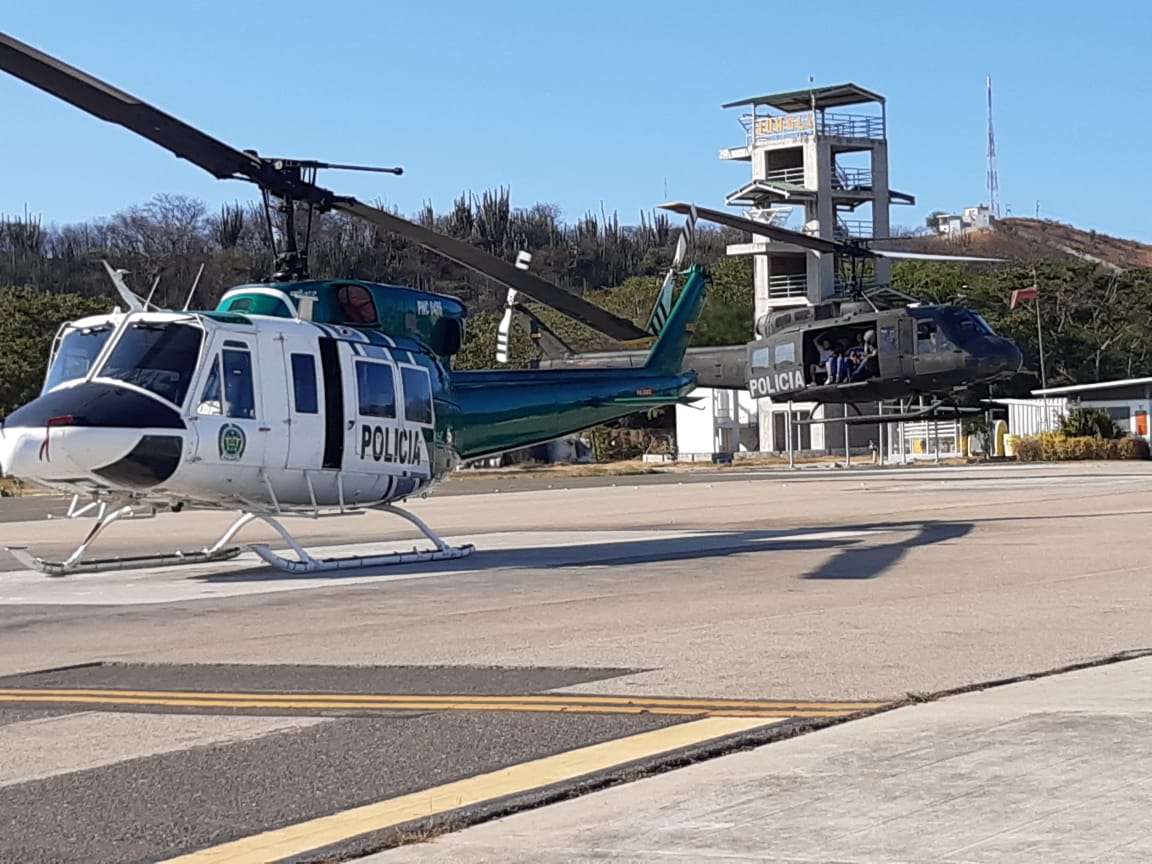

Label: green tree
[0,287,114,418]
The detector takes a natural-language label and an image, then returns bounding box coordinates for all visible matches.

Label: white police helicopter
[0,31,707,577]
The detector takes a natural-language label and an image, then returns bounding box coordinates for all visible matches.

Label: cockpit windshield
[95,319,205,407]
[939,308,996,341]
[971,312,996,334]
[42,322,115,394]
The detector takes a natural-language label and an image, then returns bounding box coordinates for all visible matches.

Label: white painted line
[0,711,329,788]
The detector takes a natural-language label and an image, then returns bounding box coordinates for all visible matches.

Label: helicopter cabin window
[221,294,294,318]
[773,343,796,365]
[290,353,318,414]
[880,325,897,350]
[196,345,256,418]
[916,320,942,354]
[336,284,378,325]
[750,347,771,369]
[97,320,204,407]
[42,323,115,394]
[400,366,433,425]
[356,360,396,418]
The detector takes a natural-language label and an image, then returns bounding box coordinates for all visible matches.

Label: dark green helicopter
[0,31,708,576]
[522,204,1023,423]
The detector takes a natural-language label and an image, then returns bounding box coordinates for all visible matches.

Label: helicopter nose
[1,383,186,491]
[997,338,1024,376]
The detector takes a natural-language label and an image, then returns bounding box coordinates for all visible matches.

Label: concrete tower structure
[717,83,915,452]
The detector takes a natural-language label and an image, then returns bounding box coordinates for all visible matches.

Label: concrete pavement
[371,653,1152,864]
[2,462,1152,860]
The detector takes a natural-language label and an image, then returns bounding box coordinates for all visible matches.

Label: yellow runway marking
[0,687,886,718]
[156,716,770,864]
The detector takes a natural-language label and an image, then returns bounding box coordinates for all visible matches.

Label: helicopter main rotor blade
[868,250,1005,263]
[333,200,648,342]
[660,202,848,255]
[0,30,647,343]
[0,31,277,183]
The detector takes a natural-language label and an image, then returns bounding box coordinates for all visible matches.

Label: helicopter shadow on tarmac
[801,508,1152,581]
[802,521,971,580]
[191,521,970,585]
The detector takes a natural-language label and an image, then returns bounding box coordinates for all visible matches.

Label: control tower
[718,83,915,456]
[719,84,914,315]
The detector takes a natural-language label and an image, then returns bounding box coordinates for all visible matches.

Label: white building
[674,387,758,460]
[934,205,993,238]
[991,397,1067,437]
[1027,378,1152,440]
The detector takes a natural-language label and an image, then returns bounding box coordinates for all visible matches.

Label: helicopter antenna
[143,271,163,309]
[181,263,205,311]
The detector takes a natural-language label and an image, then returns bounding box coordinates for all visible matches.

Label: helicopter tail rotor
[495,251,578,363]
[495,251,531,364]
[642,206,699,340]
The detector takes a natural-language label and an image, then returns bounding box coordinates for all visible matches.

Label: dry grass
[452,454,974,481]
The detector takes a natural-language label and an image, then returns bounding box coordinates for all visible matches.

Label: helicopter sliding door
[341,346,434,506]
[279,336,329,472]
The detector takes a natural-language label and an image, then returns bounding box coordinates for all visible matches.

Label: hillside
[887,218,1152,271]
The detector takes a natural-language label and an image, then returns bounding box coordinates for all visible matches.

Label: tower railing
[832,165,873,189]
[763,167,806,185]
[834,217,873,239]
[766,274,808,299]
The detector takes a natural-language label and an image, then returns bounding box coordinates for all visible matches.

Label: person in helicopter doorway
[849,330,879,381]
[826,338,853,384]
[812,336,834,384]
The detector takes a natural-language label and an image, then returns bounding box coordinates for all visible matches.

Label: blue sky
[3,1,1150,242]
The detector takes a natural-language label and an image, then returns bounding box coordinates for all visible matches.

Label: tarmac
[0,461,1149,862]
[369,652,1152,864]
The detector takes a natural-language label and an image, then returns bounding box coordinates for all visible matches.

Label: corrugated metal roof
[722,83,885,112]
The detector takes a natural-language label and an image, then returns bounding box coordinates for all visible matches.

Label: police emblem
[218,423,246,461]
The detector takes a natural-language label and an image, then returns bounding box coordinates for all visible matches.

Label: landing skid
[7,503,245,577]
[6,503,474,577]
[247,505,476,573]
[842,403,983,425]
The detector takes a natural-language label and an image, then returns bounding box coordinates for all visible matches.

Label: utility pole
[1032,265,1047,391]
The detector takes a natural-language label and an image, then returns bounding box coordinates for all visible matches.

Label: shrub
[1057,406,1124,439]
[1118,437,1151,459]
[1014,433,1149,461]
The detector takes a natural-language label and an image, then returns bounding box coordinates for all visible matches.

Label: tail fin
[643,264,708,376]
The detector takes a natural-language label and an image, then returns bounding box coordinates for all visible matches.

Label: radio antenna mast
[987,75,1001,219]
